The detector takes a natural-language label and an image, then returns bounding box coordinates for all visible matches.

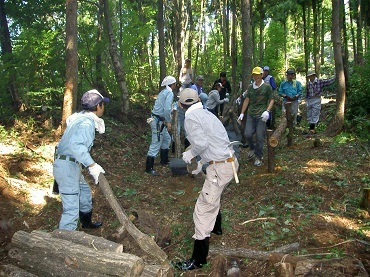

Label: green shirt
[246,83,273,116]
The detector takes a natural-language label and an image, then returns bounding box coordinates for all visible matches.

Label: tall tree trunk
[349,2,357,65]
[302,2,309,73]
[173,0,185,80]
[283,21,288,70]
[340,1,349,88]
[231,0,237,94]
[103,0,129,121]
[355,0,363,65]
[187,0,193,61]
[62,0,78,131]
[320,7,325,66]
[258,0,264,65]
[95,0,104,92]
[326,0,346,136]
[194,0,205,79]
[157,0,166,84]
[0,0,22,111]
[241,0,252,90]
[312,0,320,75]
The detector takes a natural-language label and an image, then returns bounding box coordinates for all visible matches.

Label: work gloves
[182,150,195,164]
[223,98,230,103]
[89,163,105,185]
[261,111,270,122]
[192,160,204,175]
[238,113,244,122]
[235,97,241,105]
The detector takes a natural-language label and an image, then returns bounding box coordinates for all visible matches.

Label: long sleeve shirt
[306,76,336,99]
[184,102,233,162]
[206,90,225,110]
[279,80,302,100]
[56,112,95,167]
[151,87,174,122]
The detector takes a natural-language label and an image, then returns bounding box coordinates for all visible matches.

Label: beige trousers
[192,158,239,240]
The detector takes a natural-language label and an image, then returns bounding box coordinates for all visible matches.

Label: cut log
[8,247,109,277]
[141,264,174,277]
[10,230,144,276]
[294,257,369,277]
[269,112,287,147]
[275,262,294,277]
[268,253,306,267]
[209,243,299,260]
[50,229,123,253]
[209,255,226,277]
[98,174,168,263]
[267,129,275,173]
[0,264,38,277]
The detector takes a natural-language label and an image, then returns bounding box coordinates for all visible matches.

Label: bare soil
[0,105,370,276]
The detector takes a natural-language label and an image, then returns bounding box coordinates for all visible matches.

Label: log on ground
[50,229,123,253]
[209,243,299,260]
[8,248,109,277]
[269,112,287,147]
[11,230,144,276]
[0,264,38,277]
[98,174,167,263]
[141,264,174,277]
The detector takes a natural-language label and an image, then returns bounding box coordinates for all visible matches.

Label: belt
[56,154,79,164]
[209,156,235,164]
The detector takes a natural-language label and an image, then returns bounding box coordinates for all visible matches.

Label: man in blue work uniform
[146,75,176,176]
[53,89,109,230]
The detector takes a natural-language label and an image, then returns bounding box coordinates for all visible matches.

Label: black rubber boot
[175,238,209,270]
[79,211,102,229]
[211,212,222,235]
[160,149,170,165]
[146,156,160,176]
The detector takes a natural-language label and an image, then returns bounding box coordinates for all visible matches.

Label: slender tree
[157,0,166,83]
[0,0,22,111]
[241,0,252,90]
[326,0,346,135]
[61,0,78,130]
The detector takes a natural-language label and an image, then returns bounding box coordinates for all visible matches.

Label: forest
[0,0,370,276]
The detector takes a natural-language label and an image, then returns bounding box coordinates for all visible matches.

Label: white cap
[161,76,176,86]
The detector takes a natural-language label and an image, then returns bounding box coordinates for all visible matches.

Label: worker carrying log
[53,89,109,230]
[175,88,239,271]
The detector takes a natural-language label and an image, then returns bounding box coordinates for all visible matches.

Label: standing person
[278,68,302,124]
[262,66,277,128]
[238,67,274,167]
[206,83,229,118]
[53,89,109,230]
[175,88,239,271]
[179,59,193,91]
[262,66,277,91]
[306,70,336,135]
[146,76,176,176]
[213,72,232,117]
[191,75,208,108]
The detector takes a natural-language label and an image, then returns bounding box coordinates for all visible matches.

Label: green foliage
[264,20,285,73]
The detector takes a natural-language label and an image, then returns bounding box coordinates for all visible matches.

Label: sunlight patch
[0,142,19,155]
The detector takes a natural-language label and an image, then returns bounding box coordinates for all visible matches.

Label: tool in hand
[228,141,242,184]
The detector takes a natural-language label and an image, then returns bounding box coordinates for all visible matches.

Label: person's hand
[182,150,195,164]
[226,93,230,97]
[261,111,270,122]
[238,113,244,121]
[166,122,172,133]
[88,163,105,185]
[223,98,230,103]
[192,160,204,175]
[235,97,241,105]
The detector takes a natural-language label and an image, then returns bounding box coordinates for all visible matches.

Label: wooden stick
[240,217,277,225]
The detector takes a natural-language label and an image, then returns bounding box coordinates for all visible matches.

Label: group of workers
[52,60,335,272]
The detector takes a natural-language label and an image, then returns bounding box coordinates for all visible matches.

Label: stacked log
[6,230,173,277]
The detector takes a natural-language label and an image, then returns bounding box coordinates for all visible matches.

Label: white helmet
[161,75,177,86]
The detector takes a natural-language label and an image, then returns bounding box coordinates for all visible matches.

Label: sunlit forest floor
[1,100,370,276]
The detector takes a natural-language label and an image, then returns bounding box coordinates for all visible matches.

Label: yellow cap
[252,67,263,75]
